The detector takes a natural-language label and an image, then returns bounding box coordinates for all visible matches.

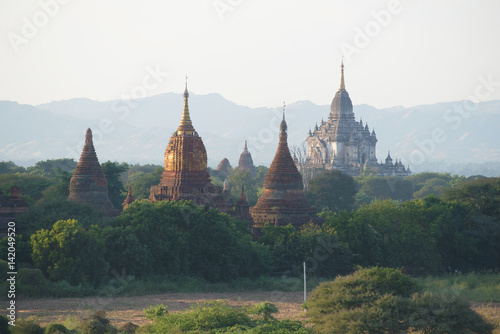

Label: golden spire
[339,59,346,91]
[177,75,194,135]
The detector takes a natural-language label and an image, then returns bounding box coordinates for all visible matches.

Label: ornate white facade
[304,63,410,177]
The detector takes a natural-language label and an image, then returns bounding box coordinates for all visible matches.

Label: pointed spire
[339,59,346,91]
[244,140,248,151]
[240,186,245,200]
[122,186,135,210]
[280,102,287,135]
[177,76,194,135]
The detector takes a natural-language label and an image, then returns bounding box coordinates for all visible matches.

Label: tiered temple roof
[250,108,317,237]
[68,128,119,215]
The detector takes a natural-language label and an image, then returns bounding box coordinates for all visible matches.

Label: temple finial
[339,60,346,90]
[183,75,189,99]
[280,102,287,134]
[177,79,194,135]
[244,140,248,151]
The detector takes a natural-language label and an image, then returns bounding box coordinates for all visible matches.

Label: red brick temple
[68,128,119,216]
[0,186,29,236]
[250,108,317,237]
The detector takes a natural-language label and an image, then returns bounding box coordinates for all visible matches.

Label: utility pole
[303,261,307,305]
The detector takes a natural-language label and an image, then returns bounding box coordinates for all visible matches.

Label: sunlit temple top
[177,76,194,136]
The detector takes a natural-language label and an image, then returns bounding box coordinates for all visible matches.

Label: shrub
[0,314,10,334]
[248,302,279,322]
[144,304,168,320]
[249,319,313,333]
[10,319,44,334]
[78,310,117,334]
[117,322,138,334]
[44,323,69,334]
[408,292,495,334]
[307,267,494,334]
[146,301,253,332]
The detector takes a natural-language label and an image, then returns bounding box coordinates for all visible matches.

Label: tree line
[0,159,499,292]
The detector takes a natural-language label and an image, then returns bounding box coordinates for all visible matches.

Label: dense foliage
[31,219,109,285]
[107,200,270,281]
[306,170,357,212]
[307,267,494,334]
[322,196,494,273]
[141,301,312,333]
[258,223,352,277]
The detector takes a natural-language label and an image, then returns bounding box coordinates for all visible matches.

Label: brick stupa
[237,141,256,177]
[149,81,233,212]
[68,128,118,215]
[250,108,317,237]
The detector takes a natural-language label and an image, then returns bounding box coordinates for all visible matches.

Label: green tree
[0,161,26,174]
[126,166,163,200]
[16,199,113,237]
[323,197,484,273]
[358,175,413,201]
[227,166,268,206]
[0,173,54,204]
[306,170,357,212]
[259,223,352,277]
[442,177,500,218]
[112,200,270,281]
[101,161,128,209]
[27,158,77,179]
[39,169,72,201]
[31,219,109,285]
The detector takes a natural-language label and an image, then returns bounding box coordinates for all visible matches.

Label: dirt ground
[3,293,499,332]
[7,291,308,327]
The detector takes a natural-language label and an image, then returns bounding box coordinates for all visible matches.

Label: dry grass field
[3,292,499,333]
[10,291,307,328]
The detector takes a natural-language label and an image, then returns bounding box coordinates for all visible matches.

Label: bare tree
[291,141,313,190]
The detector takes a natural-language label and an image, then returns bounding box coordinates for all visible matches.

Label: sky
[1,0,500,109]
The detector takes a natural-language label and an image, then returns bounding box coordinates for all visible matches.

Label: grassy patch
[118,275,323,296]
[419,272,500,303]
[13,274,324,299]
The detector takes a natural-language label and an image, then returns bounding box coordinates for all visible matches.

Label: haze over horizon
[1,0,500,109]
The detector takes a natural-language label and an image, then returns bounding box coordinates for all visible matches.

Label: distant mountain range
[1,93,500,177]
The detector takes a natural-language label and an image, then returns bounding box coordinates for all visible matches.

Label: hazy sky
[1,0,500,109]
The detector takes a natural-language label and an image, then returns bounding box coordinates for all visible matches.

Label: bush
[145,301,253,332]
[117,322,138,334]
[144,304,168,320]
[17,268,49,297]
[44,323,69,334]
[408,292,495,334]
[307,267,494,334]
[10,319,44,334]
[248,319,313,333]
[78,310,117,334]
[0,314,10,334]
[248,302,279,322]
